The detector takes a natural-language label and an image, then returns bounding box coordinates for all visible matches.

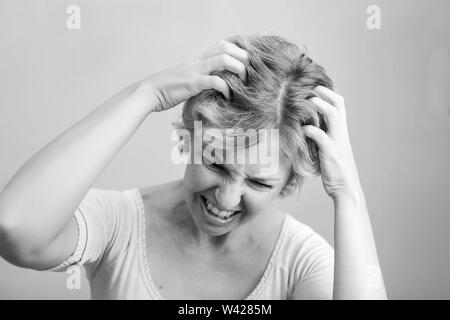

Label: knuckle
[209,75,218,85]
[210,75,222,87]
[221,41,232,51]
[207,56,220,72]
[310,96,319,104]
[317,129,326,140]
[238,60,246,72]
[218,40,228,50]
[329,107,339,117]
[224,35,237,43]
[204,57,214,71]
[219,53,230,64]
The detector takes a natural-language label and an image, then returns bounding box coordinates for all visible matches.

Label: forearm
[332,187,387,299]
[0,81,155,250]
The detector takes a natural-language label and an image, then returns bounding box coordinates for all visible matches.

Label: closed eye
[249,180,273,189]
[206,162,225,172]
[205,162,274,190]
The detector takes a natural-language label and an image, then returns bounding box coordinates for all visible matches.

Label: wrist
[331,188,361,207]
[129,80,160,115]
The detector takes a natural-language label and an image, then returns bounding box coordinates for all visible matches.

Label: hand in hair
[303,86,361,201]
[143,39,249,113]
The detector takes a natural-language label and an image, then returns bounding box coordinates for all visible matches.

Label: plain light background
[0,0,449,299]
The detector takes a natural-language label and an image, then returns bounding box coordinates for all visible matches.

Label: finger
[309,97,339,135]
[202,40,250,66]
[204,53,247,82]
[313,86,346,117]
[196,75,230,99]
[302,125,333,152]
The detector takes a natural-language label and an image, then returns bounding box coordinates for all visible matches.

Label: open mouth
[200,195,241,223]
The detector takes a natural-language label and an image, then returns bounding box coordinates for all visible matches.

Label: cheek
[184,165,215,192]
[242,191,280,218]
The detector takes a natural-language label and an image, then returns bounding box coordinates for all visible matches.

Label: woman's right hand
[143,39,250,113]
[0,38,249,271]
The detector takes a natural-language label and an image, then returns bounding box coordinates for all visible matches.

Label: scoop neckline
[131,188,288,300]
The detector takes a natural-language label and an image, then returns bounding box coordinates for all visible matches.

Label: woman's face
[182,134,293,236]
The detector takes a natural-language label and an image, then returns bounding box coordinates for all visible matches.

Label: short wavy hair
[174,34,334,196]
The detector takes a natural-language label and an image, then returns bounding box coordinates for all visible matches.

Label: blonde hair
[174,34,334,196]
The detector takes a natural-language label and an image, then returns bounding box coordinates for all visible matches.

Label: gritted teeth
[205,198,237,219]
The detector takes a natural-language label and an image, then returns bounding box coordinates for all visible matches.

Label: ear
[279,175,297,198]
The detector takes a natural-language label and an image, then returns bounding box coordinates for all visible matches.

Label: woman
[0,35,387,299]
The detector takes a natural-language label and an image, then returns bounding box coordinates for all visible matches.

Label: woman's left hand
[302,86,361,201]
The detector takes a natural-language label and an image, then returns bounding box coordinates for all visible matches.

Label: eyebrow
[212,163,282,183]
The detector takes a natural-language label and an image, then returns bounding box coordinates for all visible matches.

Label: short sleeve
[291,233,335,300]
[46,188,135,273]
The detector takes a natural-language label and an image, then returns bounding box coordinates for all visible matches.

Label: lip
[199,195,241,226]
[200,194,241,213]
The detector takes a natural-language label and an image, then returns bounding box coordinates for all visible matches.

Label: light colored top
[47,188,334,299]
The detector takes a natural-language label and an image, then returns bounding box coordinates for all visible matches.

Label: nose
[214,180,243,211]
